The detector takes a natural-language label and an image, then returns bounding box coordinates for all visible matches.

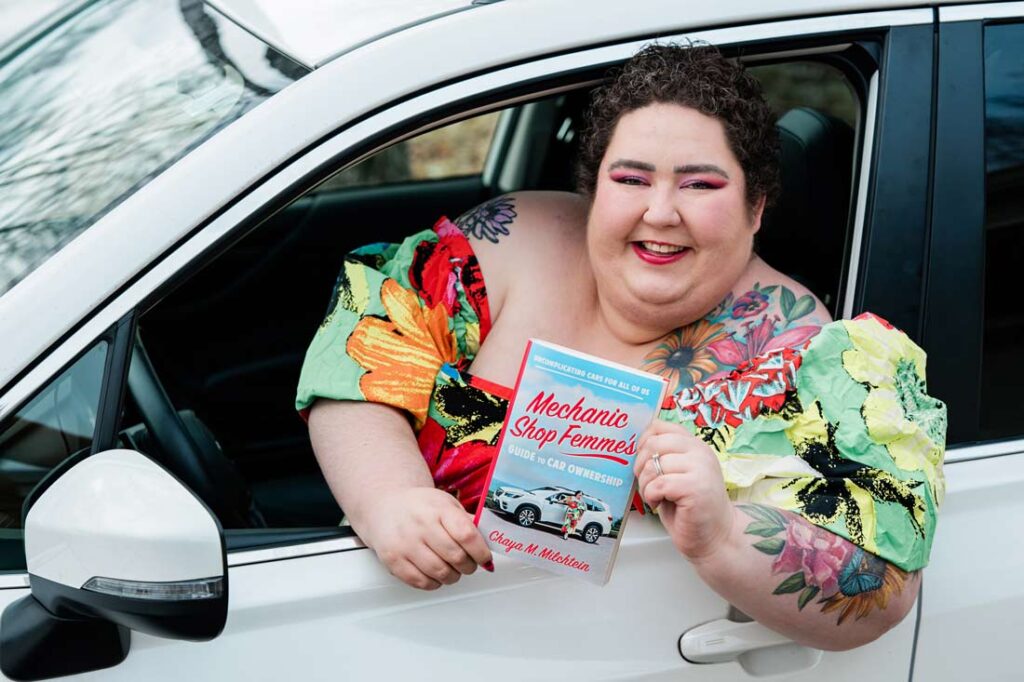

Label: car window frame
[926,5,1024,460]
[0,9,934,568]
[0,313,132,576]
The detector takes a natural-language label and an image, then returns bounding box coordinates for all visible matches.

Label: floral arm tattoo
[643,282,828,392]
[454,195,517,244]
[738,504,916,625]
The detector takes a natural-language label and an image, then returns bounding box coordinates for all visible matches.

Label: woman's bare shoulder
[453,191,588,310]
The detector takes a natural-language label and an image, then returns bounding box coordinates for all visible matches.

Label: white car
[494,485,613,542]
[0,0,1021,680]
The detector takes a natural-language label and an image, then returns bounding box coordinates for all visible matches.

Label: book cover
[474,339,667,585]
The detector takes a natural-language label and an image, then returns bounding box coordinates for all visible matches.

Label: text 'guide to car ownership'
[475,339,667,584]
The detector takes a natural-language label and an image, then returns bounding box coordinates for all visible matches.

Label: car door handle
[678,618,795,664]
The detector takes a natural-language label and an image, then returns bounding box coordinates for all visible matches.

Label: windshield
[0,0,306,295]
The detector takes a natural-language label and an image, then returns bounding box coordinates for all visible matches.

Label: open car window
[125,47,868,543]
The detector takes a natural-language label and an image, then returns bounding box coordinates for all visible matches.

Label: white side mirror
[1,449,226,680]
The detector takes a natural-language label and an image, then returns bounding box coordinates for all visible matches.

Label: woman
[296,44,944,650]
[561,491,586,540]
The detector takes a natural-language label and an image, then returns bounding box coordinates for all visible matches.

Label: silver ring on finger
[652,452,665,477]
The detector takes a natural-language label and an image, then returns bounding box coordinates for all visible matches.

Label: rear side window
[980,22,1024,441]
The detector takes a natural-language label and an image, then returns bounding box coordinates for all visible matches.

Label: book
[474,339,668,585]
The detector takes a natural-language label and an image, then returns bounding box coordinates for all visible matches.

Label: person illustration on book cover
[298,41,946,650]
[561,491,585,540]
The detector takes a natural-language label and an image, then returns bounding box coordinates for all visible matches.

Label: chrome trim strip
[0,573,30,590]
[843,72,880,321]
[940,1,1024,22]
[228,535,366,567]
[945,439,1024,464]
[741,42,852,62]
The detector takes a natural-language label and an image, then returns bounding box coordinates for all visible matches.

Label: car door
[0,5,937,680]
[912,5,1024,680]
[542,492,569,525]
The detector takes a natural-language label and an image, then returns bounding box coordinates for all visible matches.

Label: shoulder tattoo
[455,195,517,244]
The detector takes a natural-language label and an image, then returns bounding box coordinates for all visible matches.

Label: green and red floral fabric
[296,219,946,571]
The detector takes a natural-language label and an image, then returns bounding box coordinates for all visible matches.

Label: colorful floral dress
[296,218,947,572]
[561,497,585,537]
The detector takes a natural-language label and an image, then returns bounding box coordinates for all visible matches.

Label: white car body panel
[911,452,1024,681]
[0,1,1019,679]
[0,514,917,680]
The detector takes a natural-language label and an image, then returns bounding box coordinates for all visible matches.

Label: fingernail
[481,560,494,573]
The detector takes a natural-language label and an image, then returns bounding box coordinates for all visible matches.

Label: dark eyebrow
[673,164,730,179]
[607,159,655,172]
[607,159,730,179]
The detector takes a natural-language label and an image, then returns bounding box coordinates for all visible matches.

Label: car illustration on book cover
[489,485,613,544]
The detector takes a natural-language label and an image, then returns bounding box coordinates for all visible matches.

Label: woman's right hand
[357,487,493,590]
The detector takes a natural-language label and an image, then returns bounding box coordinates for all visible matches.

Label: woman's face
[586,102,764,329]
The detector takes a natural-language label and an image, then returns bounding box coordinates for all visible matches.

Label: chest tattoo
[641,282,826,392]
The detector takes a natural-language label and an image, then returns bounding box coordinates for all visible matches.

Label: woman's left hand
[635,419,737,563]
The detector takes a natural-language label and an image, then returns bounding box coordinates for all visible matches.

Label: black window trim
[921,18,986,447]
[856,22,936,339]
[0,316,132,574]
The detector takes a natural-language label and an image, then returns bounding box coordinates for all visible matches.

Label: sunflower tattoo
[642,320,727,391]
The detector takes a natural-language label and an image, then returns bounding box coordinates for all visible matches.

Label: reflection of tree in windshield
[0,0,302,295]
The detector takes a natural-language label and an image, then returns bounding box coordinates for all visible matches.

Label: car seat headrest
[758,107,854,309]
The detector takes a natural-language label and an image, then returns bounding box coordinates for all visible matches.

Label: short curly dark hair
[575,43,780,210]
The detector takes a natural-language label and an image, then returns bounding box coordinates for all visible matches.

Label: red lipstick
[631,242,689,265]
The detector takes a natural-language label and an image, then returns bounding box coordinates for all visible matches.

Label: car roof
[205,0,977,70]
[205,0,479,69]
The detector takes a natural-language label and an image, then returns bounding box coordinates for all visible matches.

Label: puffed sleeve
[668,313,946,572]
[295,217,490,430]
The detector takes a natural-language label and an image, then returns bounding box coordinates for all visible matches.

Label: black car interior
[125,66,858,532]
